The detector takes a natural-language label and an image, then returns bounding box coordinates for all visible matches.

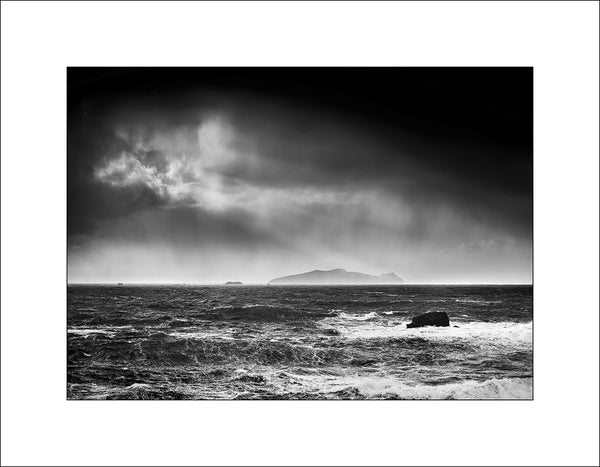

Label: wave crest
[328,376,532,399]
[338,311,379,321]
[334,320,531,342]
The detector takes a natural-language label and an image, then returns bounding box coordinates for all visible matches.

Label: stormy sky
[68,68,532,284]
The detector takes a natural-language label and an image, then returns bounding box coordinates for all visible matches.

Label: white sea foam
[284,371,532,399]
[168,330,236,340]
[329,376,532,399]
[326,320,532,347]
[68,328,114,336]
[339,311,380,321]
[68,325,133,337]
[126,383,152,390]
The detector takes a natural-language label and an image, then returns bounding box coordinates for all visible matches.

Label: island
[268,269,403,285]
[224,281,243,285]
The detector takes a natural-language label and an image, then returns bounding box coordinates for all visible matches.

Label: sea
[67,284,533,400]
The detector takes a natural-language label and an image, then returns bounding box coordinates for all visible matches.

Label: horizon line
[67,282,533,286]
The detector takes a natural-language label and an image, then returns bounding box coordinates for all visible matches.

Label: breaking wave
[325,376,532,399]
[331,320,532,346]
[338,311,380,321]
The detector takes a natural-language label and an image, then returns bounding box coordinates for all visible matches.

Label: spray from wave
[322,376,532,399]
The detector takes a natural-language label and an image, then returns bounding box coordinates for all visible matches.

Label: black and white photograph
[2,2,598,466]
[67,67,533,400]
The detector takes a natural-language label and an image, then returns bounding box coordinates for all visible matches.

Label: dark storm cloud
[67,68,532,283]
[210,102,532,240]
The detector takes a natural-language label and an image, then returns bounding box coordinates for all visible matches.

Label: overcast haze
[68,68,532,284]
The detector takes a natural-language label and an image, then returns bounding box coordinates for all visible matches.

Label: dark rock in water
[322,328,341,336]
[406,311,450,328]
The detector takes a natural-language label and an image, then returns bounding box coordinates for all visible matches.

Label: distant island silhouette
[268,269,404,285]
[224,281,243,285]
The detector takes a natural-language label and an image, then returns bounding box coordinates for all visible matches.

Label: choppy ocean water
[67,285,532,400]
